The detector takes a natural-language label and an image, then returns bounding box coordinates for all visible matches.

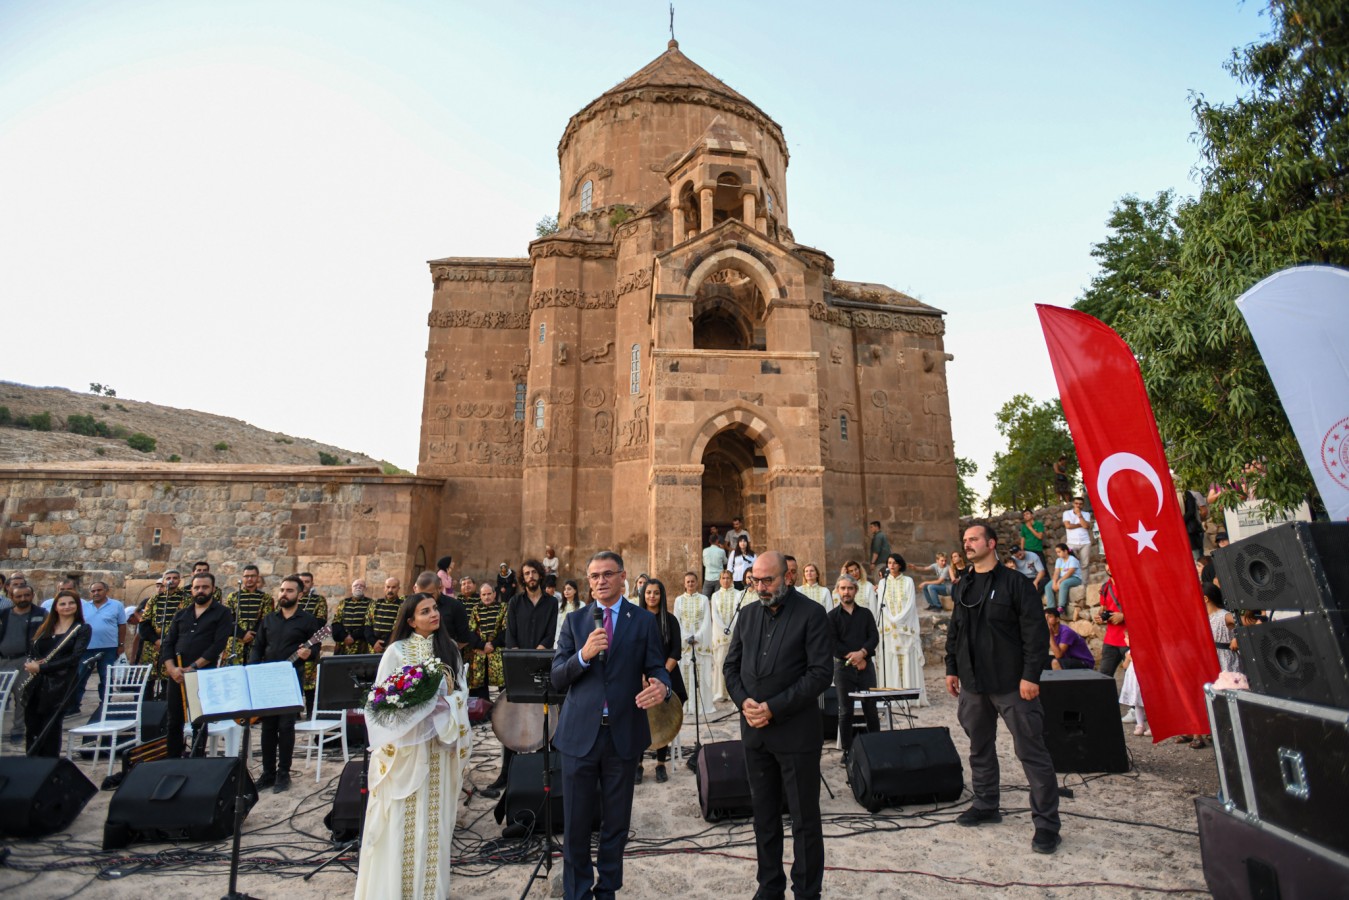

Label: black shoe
[841,751,850,768]
[956,807,1002,827]
[634,766,644,785]
[255,772,276,790]
[479,774,507,799]
[1032,828,1061,854]
[655,764,667,783]
[273,774,291,794]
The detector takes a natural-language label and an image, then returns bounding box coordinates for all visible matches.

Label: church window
[534,398,546,429]
[839,413,849,441]
[630,343,641,394]
[298,524,308,542]
[580,180,593,212]
[538,322,547,344]
[514,382,527,421]
[152,528,162,546]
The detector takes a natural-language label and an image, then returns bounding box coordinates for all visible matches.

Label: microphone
[592,603,606,664]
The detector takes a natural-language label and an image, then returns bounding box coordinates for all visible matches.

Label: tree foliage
[955,453,979,517]
[1074,0,1348,513]
[535,214,559,237]
[988,394,1077,511]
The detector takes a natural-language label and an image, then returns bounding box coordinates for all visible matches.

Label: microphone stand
[686,635,704,774]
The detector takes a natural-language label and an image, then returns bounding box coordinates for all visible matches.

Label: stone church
[419,41,957,579]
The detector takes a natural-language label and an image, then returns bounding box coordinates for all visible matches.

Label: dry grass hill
[0,382,394,470]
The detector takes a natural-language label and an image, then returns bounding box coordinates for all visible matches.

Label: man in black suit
[724,550,832,900]
[552,550,672,900]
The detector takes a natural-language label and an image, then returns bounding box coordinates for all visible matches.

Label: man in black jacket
[162,573,234,758]
[724,551,832,900]
[945,522,1060,855]
[828,574,880,766]
[250,574,322,793]
[0,584,46,744]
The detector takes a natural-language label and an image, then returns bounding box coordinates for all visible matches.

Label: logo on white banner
[1321,416,1349,491]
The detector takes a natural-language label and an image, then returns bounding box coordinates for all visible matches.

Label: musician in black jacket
[162,573,234,758]
[250,574,322,793]
[828,574,880,765]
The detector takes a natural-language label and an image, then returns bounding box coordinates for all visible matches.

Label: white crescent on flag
[1096,451,1164,553]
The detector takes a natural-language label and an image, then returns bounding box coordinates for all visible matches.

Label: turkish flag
[1038,305,1218,741]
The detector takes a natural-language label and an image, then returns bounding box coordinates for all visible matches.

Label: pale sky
[0,0,1269,498]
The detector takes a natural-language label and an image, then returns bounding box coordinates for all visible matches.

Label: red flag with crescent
[1037,305,1218,741]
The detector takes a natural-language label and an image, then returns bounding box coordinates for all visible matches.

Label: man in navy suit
[724,550,832,900]
[552,550,672,900]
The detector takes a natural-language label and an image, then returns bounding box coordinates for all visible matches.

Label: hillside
[0,382,391,469]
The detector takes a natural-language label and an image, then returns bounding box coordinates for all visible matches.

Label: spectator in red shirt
[1095,563,1127,677]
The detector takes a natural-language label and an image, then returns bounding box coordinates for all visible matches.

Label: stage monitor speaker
[1039,670,1130,773]
[103,757,257,849]
[847,727,963,812]
[324,757,366,842]
[1214,522,1349,613]
[1237,610,1349,713]
[0,757,97,838]
[696,740,753,822]
[1195,795,1349,899]
[497,750,566,836]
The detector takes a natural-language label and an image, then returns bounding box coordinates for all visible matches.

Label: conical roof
[600,39,756,108]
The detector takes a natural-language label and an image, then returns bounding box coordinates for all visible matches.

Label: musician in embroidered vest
[331,579,372,655]
[139,569,190,697]
[250,574,323,793]
[222,564,273,666]
[297,572,329,707]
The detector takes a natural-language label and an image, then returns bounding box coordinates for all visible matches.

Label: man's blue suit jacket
[551,598,672,760]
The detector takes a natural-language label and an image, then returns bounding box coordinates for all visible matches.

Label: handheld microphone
[592,603,606,663]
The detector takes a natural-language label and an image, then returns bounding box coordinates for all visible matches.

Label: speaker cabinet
[696,740,753,822]
[1196,796,1349,900]
[818,688,838,741]
[496,750,565,835]
[846,727,963,812]
[1039,669,1129,773]
[324,757,366,842]
[1214,522,1349,612]
[1237,611,1349,709]
[104,758,257,849]
[0,757,97,838]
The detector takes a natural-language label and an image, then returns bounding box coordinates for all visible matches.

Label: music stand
[501,649,564,899]
[303,654,381,881]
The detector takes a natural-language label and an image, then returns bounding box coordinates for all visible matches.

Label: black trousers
[1099,644,1127,679]
[834,663,879,754]
[560,726,638,900]
[261,713,298,777]
[956,687,1060,834]
[164,678,208,759]
[744,742,824,900]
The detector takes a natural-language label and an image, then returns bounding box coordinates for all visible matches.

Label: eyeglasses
[587,570,622,582]
[747,575,779,587]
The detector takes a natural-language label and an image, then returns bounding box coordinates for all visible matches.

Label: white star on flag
[1128,521,1159,553]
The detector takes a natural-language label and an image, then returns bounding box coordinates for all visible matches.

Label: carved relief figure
[580,341,615,364]
[590,410,613,456]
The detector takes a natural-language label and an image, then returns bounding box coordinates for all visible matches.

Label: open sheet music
[184,661,305,721]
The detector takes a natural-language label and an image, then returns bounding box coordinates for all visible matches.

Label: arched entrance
[701,428,766,548]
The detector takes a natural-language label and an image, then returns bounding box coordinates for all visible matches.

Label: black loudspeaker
[847,727,963,812]
[1039,670,1129,773]
[0,757,98,837]
[818,688,838,741]
[497,750,565,835]
[1195,796,1349,900]
[696,740,753,822]
[103,758,257,849]
[324,758,366,842]
[1237,611,1349,709]
[1214,522,1349,612]
[138,700,169,740]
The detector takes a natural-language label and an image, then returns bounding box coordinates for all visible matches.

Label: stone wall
[0,462,444,601]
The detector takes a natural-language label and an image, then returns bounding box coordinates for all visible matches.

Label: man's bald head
[756,550,787,577]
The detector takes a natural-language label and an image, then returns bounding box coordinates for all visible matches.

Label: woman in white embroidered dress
[354,594,472,900]
[798,563,834,611]
[841,560,878,610]
[875,553,928,706]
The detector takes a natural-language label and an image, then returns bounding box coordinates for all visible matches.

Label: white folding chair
[0,670,17,756]
[205,719,246,758]
[67,664,151,776]
[294,664,348,782]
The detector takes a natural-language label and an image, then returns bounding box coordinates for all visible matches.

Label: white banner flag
[1235,265,1349,521]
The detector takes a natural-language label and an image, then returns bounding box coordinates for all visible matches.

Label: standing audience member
[1118,645,1148,737]
[68,581,127,719]
[1063,497,1094,570]
[1020,509,1048,569]
[436,555,457,596]
[555,579,584,647]
[726,517,750,550]
[251,575,322,793]
[945,523,1060,855]
[724,551,832,899]
[1096,565,1128,678]
[702,534,727,598]
[1206,584,1241,674]
[22,590,90,757]
[729,536,756,590]
[1052,455,1072,503]
[868,521,892,573]
[829,574,879,765]
[0,584,45,744]
[161,573,233,758]
[542,546,560,578]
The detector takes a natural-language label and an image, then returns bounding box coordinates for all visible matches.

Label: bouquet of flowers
[366,661,445,728]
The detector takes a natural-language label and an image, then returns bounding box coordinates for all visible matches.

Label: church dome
[556,41,788,226]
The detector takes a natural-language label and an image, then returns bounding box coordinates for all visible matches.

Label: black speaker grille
[1231,544,1290,607]
[1252,627,1317,689]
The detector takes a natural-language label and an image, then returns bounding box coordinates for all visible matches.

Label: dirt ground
[0,664,1219,899]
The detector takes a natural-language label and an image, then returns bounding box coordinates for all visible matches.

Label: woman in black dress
[23,589,91,757]
[637,578,686,784]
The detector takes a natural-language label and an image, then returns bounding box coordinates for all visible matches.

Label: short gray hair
[835,574,858,588]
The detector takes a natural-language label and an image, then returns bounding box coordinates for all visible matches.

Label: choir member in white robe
[875,554,929,707]
[708,570,742,702]
[842,560,877,610]
[799,563,835,611]
[674,573,716,715]
[355,595,473,900]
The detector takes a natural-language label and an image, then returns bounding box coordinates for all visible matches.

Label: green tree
[955,454,979,517]
[1074,191,1182,328]
[318,451,339,466]
[535,214,559,237]
[126,432,156,453]
[987,394,1076,511]
[1076,1,1348,514]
